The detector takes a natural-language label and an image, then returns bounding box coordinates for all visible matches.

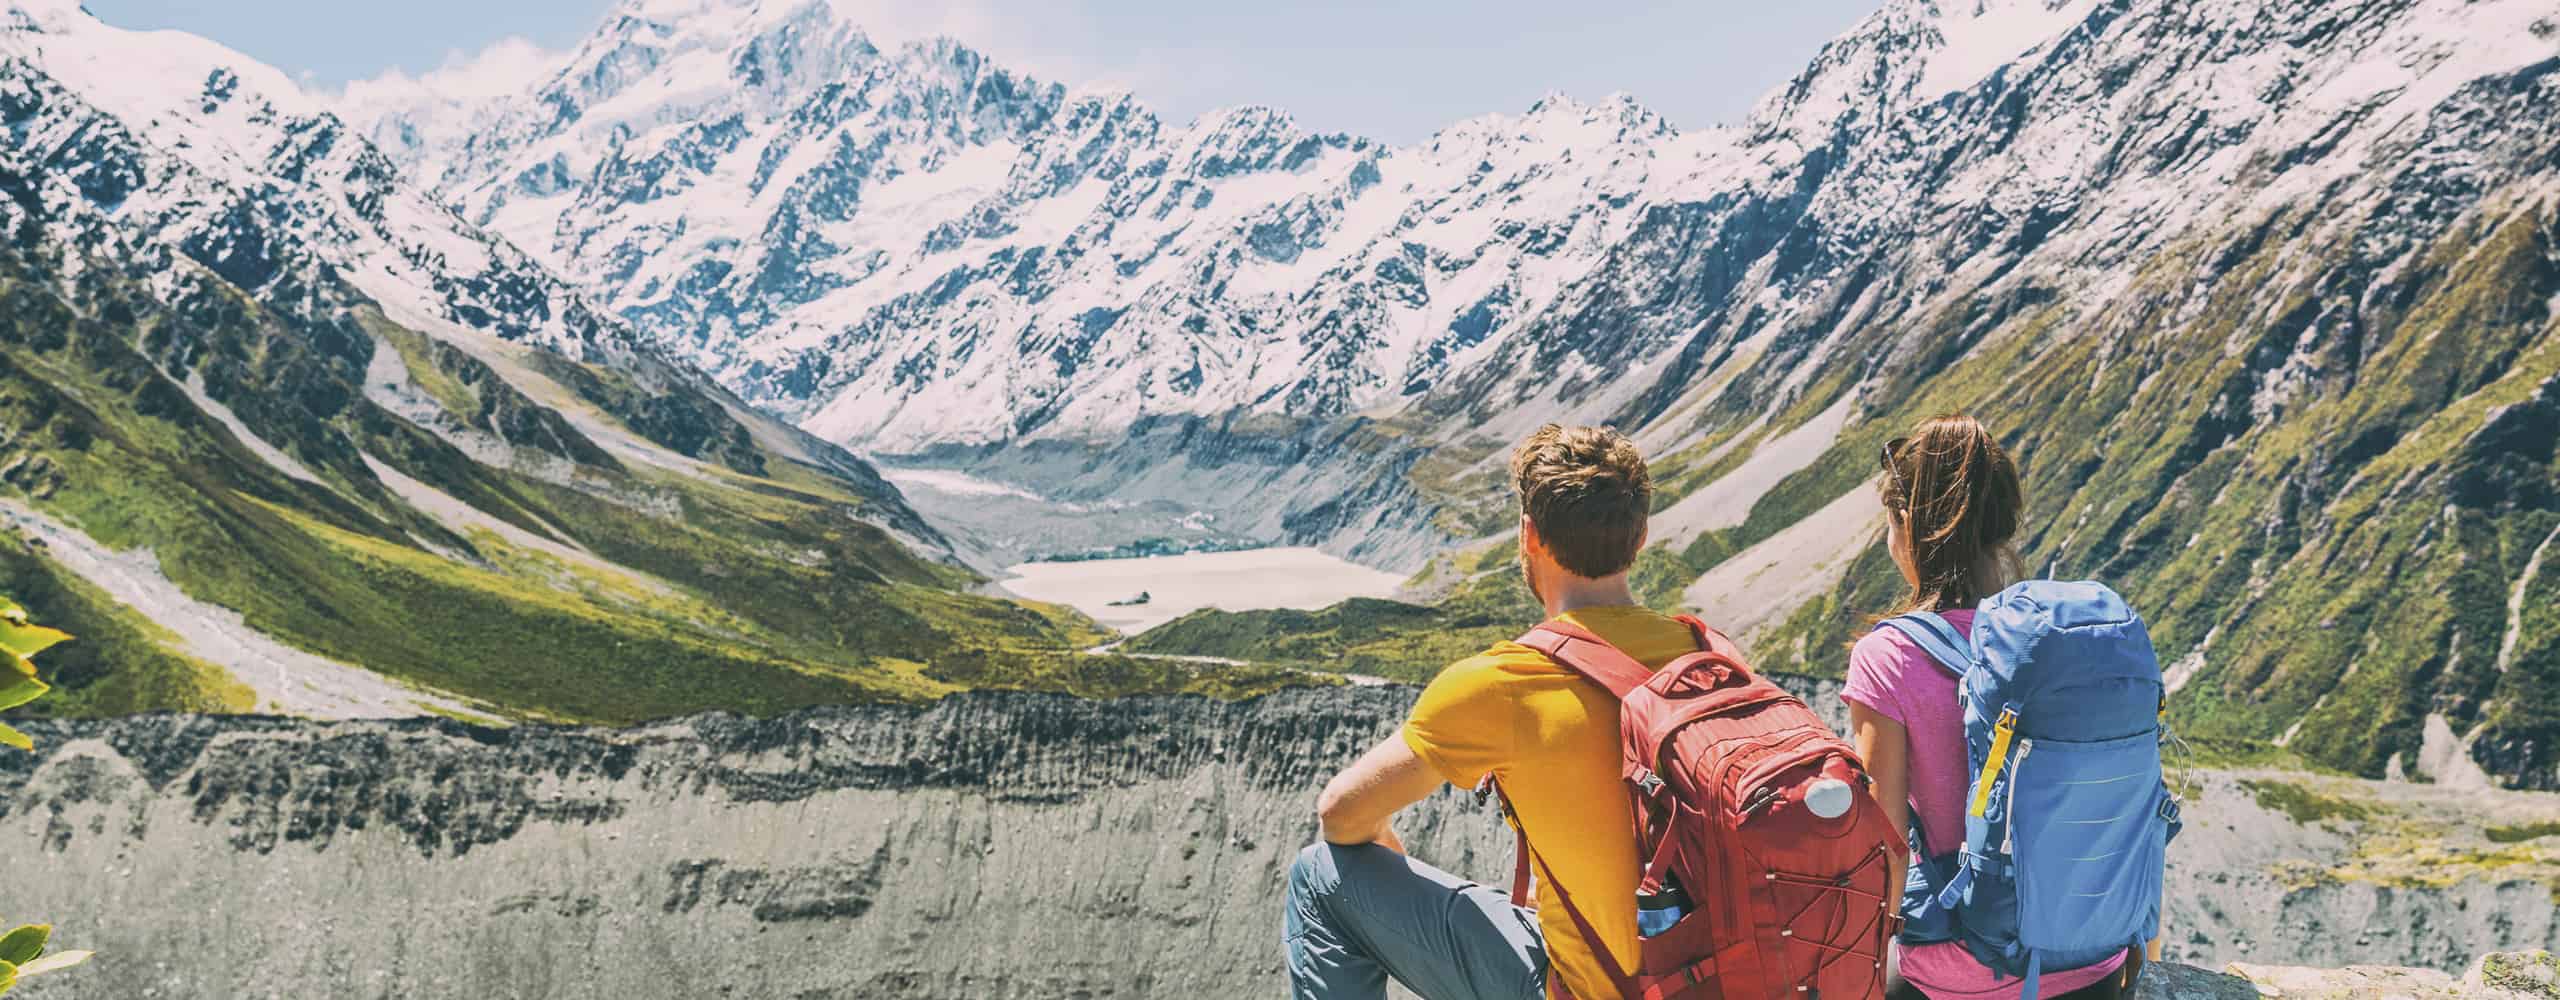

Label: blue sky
[81,0,1885,142]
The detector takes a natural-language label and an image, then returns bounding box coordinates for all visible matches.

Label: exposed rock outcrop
[1,687,2552,998]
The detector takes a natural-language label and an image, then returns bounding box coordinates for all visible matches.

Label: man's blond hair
[1509,424,1651,579]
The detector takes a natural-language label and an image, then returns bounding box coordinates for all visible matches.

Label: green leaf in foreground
[15,951,89,977]
[0,672,46,714]
[0,621,69,662]
[0,601,70,753]
[0,598,81,997]
[0,925,44,966]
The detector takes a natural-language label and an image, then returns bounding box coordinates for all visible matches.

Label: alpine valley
[0,0,1319,730]
[333,0,2560,790]
[0,0,2555,994]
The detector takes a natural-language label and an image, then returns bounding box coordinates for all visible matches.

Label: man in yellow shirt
[1284,424,1697,1000]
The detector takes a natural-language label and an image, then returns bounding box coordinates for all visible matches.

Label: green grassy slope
[1126,189,2560,787]
[1730,199,2560,784]
[0,234,1303,726]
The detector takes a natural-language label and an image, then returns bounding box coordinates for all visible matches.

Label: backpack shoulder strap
[1876,612,1970,680]
[1517,620,1661,699]
[1531,836,1643,998]
[1488,781,1640,1000]
[1672,613,1731,652]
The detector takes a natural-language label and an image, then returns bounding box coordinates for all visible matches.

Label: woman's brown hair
[1878,414,2025,613]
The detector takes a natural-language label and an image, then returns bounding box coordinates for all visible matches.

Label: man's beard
[1519,550,1544,608]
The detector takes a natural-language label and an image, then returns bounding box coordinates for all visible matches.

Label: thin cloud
[812,0,1119,94]
[328,0,1106,104]
[334,35,565,106]
[323,0,1242,137]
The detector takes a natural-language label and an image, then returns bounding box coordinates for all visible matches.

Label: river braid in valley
[1,681,2552,999]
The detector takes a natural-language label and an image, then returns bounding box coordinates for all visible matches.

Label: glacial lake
[1000,546,1406,635]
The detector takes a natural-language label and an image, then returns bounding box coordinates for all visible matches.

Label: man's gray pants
[1282,842,1548,1000]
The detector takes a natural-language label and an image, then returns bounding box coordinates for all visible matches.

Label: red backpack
[1491,615,1901,1000]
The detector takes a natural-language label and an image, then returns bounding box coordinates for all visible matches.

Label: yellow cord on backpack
[1970,707,2019,819]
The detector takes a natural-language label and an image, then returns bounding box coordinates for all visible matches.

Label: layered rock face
[3,686,2550,998]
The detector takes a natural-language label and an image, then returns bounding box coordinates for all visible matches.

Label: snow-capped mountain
[351,0,2560,529]
[0,0,645,358]
[347,0,1689,454]
[364,0,2555,430]
[0,0,943,510]
[359,0,2560,788]
[0,0,1162,725]
[8,0,2555,788]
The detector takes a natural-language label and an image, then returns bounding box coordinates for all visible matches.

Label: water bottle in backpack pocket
[1878,581,2183,1000]
[1635,872,1689,938]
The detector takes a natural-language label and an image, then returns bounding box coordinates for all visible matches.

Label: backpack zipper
[1731,735,1845,820]
[2002,737,2033,858]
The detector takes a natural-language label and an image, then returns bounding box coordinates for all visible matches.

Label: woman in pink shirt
[1843,415,2144,1000]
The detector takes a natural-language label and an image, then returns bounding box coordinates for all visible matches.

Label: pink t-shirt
[1843,610,2127,1000]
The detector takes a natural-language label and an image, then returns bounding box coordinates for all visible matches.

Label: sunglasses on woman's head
[1879,437,1909,472]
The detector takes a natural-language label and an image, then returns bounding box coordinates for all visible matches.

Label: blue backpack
[1876,580,2181,1000]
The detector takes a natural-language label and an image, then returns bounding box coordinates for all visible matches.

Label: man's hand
[1316,733,1444,851]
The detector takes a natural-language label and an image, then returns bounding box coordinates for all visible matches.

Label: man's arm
[1316,733,1446,851]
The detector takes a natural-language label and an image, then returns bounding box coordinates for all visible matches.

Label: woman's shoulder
[1848,622,1920,668]
[1842,625,1932,710]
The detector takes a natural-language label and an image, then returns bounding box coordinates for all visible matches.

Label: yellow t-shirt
[1401,605,1701,1000]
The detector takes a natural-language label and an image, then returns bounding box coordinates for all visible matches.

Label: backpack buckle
[2156,793,2182,824]
[1629,767,1666,798]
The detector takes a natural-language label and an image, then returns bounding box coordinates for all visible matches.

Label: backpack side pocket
[2006,730,2165,967]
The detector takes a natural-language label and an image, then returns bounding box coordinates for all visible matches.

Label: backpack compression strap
[1516,621,1661,698]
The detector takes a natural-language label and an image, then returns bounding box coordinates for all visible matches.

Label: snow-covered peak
[1517,90,1677,143]
[1169,104,1340,170]
[1905,0,2099,97]
[0,0,655,355]
[1730,0,2100,146]
[2,0,331,204]
[1419,91,1673,165]
[3,0,92,32]
[328,1,1718,453]
[611,0,867,32]
[2,0,323,133]
[333,0,2560,471]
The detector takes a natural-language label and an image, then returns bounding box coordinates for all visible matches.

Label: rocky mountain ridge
[349,0,1682,457]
